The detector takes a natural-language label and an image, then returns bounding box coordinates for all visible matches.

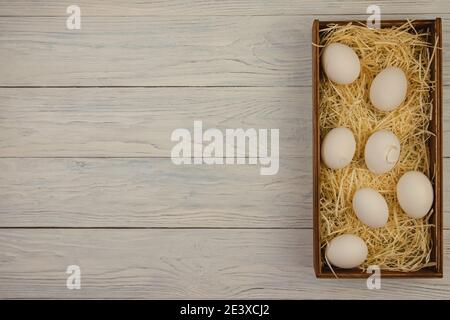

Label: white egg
[322,43,361,85]
[396,171,434,219]
[321,127,356,169]
[364,130,400,174]
[325,234,368,269]
[370,67,408,112]
[352,188,389,228]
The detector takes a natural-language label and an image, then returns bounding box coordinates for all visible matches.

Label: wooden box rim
[312,18,443,278]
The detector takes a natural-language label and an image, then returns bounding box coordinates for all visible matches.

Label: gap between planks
[1,85,450,88]
[1,13,449,17]
[0,226,305,229]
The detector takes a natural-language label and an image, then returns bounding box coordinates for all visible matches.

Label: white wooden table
[0,0,448,299]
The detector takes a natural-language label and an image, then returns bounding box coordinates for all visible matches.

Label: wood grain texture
[0,87,448,157]
[0,157,449,228]
[0,0,448,298]
[0,87,306,158]
[0,229,449,299]
[1,15,449,86]
[1,0,449,16]
[0,158,306,228]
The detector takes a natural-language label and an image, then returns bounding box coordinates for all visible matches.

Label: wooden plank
[0,157,307,228]
[0,87,306,158]
[1,157,449,228]
[1,1,449,16]
[1,87,449,158]
[1,16,449,86]
[0,229,449,299]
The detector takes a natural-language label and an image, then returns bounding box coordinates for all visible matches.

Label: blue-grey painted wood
[0,87,448,158]
[0,15,449,86]
[0,157,307,228]
[0,157,449,228]
[0,229,449,299]
[1,0,449,16]
[0,87,306,157]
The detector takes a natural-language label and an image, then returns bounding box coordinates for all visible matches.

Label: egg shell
[321,127,356,170]
[325,234,368,269]
[396,171,434,219]
[370,67,408,112]
[322,43,361,85]
[364,130,400,174]
[352,188,389,228]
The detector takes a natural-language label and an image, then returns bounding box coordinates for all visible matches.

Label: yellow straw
[318,21,438,272]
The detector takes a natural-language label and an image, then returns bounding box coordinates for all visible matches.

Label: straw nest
[318,21,438,272]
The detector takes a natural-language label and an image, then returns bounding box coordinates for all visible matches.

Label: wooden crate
[312,19,443,278]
